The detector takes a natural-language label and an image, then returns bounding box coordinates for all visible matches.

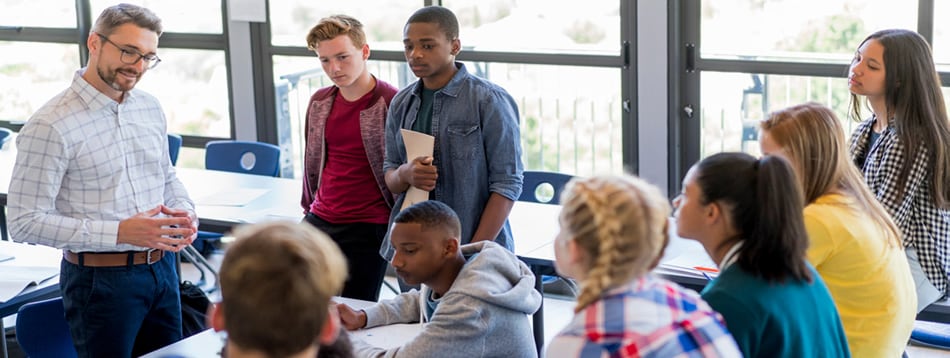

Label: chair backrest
[518,171,574,205]
[0,127,12,149]
[167,133,183,166]
[16,297,78,358]
[205,140,281,177]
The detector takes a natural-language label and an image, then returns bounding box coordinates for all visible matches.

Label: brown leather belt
[63,249,163,267]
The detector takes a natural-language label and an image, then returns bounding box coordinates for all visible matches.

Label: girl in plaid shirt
[847,29,950,310]
[545,175,740,357]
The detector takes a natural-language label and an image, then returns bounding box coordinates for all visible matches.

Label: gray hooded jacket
[353,241,542,358]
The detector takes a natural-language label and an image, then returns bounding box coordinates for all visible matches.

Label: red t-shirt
[309,91,390,224]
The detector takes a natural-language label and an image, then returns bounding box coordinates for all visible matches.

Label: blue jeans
[60,251,182,357]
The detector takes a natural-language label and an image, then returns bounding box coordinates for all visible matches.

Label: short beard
[98,64,138,92]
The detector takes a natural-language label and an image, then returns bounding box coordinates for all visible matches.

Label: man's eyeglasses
[96,33,162,69]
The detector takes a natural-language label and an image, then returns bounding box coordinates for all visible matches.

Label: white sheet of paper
[196,188,269,206]
[0,266,59,303]
[399,129,435,211]
[352,323,421,349]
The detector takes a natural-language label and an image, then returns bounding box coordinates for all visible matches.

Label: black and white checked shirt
[850,118,950,295]
[8,69,194,252]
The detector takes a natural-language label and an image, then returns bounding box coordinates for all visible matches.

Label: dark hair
[92,3,163,36]
[849,29,950,208]
[694,152,812,283]
[394,200,461,237]
[406,6,459,41]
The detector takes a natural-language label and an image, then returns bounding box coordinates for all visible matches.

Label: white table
[0,241,62,358]
[142,296,421,357]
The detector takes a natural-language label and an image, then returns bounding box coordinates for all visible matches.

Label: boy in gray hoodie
[337,200,542,357]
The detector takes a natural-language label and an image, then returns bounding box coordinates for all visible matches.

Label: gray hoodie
[353,241,542,358]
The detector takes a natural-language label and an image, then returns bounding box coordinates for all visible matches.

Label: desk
[141,297,421,357]
[176,167,303,233]
[0,241,62,358]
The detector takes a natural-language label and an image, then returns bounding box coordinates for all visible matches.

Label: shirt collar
[412,62,467,98]
[73,68,137,111]
[719,241,743,270]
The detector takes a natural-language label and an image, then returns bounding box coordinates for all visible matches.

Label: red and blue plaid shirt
[545,276,741,358]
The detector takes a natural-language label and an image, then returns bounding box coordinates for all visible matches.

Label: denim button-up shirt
[382,62,524,260]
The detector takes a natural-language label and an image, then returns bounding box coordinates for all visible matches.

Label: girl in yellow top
[759,102,916,358]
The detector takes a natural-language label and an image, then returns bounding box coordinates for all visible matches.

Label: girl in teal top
[673,153,850,358]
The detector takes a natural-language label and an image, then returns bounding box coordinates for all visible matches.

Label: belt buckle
[146,249,159,265]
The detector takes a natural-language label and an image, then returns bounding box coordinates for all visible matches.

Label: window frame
[669,0,948,195]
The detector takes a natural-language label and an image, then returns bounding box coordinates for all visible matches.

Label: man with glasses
[8,4,197,357]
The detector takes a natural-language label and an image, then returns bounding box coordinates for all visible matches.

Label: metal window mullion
[918,0,934,42]
[697,58,849,78]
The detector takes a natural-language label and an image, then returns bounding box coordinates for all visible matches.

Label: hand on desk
[117,205,197,252]
[335,302,367,331]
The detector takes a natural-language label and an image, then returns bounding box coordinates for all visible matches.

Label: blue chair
[516,171,576,289]
[167,133,183,166]
[204,140,281,177]
[192,141,281,261]
[16,297,77,358]
[910,321,950,350]
[0,127,12,149]
[518,171,574,205]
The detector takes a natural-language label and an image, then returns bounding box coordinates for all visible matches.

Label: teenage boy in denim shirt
[382,5,523,262]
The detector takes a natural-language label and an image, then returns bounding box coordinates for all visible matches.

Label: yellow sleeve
[803,207,836,268]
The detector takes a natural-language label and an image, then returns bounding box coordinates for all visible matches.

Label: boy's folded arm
[364,291,423,328]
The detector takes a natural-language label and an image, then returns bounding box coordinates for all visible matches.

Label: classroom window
[698,72,861,158]
[1,1,76,28]
[700,0,916,62]
[268,0,418,51]
[89,0,223,33]
[265,1,630,180]
[0,42,79,122]
[935,1,949,66]
[441,0,620,55]
[134,49,231,138]
[672,0,933,193]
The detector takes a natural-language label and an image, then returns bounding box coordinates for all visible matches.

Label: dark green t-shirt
[412,87,437,135]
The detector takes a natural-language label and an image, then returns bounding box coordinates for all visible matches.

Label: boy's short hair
[219,221,347,356]
[92,3,163,36]
[394,200,461,238]
[306,14,367,51]
[406,6,459,41]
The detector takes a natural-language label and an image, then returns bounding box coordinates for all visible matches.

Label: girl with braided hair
[675,153,849,358]
[544,175,740,357]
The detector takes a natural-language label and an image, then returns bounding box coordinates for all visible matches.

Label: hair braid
[563,176,671,312]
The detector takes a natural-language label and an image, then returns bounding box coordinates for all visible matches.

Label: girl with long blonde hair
[760,102,916,358]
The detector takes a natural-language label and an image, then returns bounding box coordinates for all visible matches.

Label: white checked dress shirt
[8,69,194,252]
